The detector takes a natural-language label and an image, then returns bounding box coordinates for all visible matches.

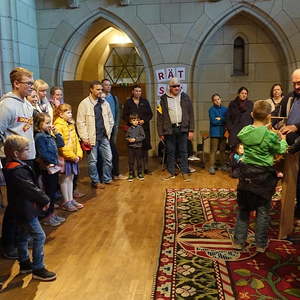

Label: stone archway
[184,2,297,142]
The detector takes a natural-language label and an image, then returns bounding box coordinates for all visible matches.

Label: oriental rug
[152,188,300,300]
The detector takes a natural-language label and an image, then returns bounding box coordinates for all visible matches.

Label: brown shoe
[91,182,105,189]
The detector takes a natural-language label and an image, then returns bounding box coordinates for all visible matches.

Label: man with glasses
[0,67,36,259]
[157,77,194,181]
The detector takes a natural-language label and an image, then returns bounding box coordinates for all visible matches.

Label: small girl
[231,143,244,178]
[34,112,65,226]
[54,104,83,212]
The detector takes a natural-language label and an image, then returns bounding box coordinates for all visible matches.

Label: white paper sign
[166,68,176,80]
[157,84,167,97]
[176,67,185,81]
[155,69,166,83]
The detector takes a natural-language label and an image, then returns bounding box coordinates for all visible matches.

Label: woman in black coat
[123,85,153,174]
[226,87,253,150]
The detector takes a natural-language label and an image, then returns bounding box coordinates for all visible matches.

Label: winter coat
[126,125,145,148]
[3,160,49,222]
[123,97,153,150]
[237,125,287,166]
[35,131,64,165]
[208,105,228,138]
[226,98,253,148]
[157,92,194,136]
[54,117,83,161]
[76,96,114,146]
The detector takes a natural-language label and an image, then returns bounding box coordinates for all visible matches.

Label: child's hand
[215,117,221,121]
[278,130,286,140]
[42,203,50,211]
[51,125,58,134]
[74,157,80,163]
[129,138,136,143]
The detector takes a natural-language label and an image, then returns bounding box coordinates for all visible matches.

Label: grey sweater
[0,92,35,159]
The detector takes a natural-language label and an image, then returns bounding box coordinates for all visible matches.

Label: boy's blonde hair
[252,100,272,122]
[4,135,29,159]
[9,67,33,89]
[33,79,49,92]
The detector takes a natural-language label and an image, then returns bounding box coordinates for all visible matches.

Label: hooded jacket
[237,125,288,166]
[3,160,49,222]
[0,92,35,159]
[54,117,83,161]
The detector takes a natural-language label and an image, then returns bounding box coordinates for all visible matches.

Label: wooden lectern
[279,152,299,239]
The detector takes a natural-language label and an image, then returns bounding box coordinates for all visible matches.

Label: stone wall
[0,0,39,94]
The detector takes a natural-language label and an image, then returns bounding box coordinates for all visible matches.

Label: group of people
[1,64,300,282]
[0,67,155,281]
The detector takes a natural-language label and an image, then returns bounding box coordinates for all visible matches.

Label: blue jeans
[234,201,271,248]
[17,217,46,270]
[165,127,189,175]
[87,138,112,183]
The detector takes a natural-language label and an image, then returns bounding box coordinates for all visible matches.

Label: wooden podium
[279,152,299,239]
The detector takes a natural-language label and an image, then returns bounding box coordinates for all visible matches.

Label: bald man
[280,69,300,229]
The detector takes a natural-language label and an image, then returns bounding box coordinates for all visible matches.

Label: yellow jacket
[54,117,83,161]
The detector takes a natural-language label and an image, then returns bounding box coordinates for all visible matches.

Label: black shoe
[2,247,18,260]
[32,268,56,281]
[19,259,32,274]
[144,169,152,175]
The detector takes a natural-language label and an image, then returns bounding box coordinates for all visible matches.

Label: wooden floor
[0,158,237,300]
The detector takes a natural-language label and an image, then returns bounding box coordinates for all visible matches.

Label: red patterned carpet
[152,188,300,300]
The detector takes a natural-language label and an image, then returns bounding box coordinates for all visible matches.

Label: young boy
[126,114,145,181]
[233,100,288,253]
[3,135,56,281]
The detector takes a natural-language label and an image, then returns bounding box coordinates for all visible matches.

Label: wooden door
[111,84,146,155]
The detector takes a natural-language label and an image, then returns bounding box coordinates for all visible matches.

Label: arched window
[233,37,245,75]
[104,46,145,85]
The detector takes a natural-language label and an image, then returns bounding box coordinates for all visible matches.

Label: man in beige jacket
[76,81,114,188]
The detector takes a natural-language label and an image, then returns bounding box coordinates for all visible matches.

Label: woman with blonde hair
[33,79,53,121]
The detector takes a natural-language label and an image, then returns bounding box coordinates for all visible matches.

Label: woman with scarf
[226,87,253,150]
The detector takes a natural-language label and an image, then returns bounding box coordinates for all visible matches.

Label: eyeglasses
[170,85,180,88]
[19,81,34,86]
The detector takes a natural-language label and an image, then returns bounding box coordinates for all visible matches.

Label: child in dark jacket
[34,112,65,226]
[126,114,145,181]
[3,135,56,281]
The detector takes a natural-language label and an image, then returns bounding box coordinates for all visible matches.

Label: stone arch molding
[178,1,297,81]
[42,6,160,87]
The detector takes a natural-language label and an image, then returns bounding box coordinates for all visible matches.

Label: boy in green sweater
[233,100,288,253]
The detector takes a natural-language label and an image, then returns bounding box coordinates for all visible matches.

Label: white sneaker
[188,155,200,161]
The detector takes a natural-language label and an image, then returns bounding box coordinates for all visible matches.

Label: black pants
[128,147,142,175]
[110,127,119,177]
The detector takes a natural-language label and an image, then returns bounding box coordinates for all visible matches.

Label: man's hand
[188,132,194,140]
[139,120,144,125]
[280,125,298,134]
[160,136,165,141]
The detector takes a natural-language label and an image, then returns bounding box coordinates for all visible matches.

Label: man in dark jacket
[280,69,300,221]
[157,77,194,181]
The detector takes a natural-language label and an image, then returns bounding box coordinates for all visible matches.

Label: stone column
[0,0,39,93]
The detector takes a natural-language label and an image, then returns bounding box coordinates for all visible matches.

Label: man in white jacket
[76,81,114,188]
